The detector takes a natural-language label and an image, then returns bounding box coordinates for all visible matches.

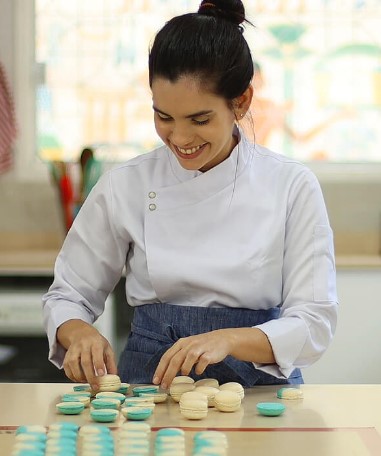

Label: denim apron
[118,303,303,386]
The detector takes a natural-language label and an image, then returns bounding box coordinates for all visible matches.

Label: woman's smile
[173,142,208,159]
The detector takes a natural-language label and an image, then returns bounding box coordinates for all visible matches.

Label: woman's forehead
[152,76,224,112]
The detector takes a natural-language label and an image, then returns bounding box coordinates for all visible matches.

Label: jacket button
[149,203,157,211]
[148,191,156,198]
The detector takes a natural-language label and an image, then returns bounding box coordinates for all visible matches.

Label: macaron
[95,391,126,404]
[122,406,152,421]
[219,382,245,399]
[194,378,220,388]
[15,433,47,443]
[170,376,194,385]
[180,398,208,420]
[120,421,151,433]
[56,401,84,415]
[169,382,195,402]
[256,402,286,417]
[62,394,90,407]
[194,430,228,445]
[46,429,78,440]
[180,391,208,404]
[156,428,185,438]
[117,383,130,394]
[214,391,241,412]
[16,425,47,435]
[78,425,112,436]
[97,374,122,392]
[123,401,155,412]
[124,397,154,406]
[63,391,91,398]
[90,408,119,423]
[132,385,159,397]
[12,441,46,454]
[139,391,168,403]
[277,387,304,400]
[194,386,220,407]
[91,398,120,410]
[49,423,79,433]
[73,384,91,392]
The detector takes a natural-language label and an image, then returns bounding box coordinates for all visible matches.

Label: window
[33,0,381,164]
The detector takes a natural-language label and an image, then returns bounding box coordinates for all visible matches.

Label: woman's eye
[193,119,209,126]
[157,114,172,122]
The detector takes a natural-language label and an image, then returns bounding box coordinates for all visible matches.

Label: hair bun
[198,0,246,27]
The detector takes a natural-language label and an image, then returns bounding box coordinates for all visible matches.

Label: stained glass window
[35,0,381,163]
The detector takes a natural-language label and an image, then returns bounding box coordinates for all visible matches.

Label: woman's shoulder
[252,143,315,179]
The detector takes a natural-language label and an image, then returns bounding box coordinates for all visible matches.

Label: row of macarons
[12,422,228,456]
[167,376,245,419]
[56,380,165,424]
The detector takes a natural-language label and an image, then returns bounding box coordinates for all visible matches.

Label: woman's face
[152,76,237,172]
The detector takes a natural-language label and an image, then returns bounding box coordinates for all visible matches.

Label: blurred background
[0,0,380,384]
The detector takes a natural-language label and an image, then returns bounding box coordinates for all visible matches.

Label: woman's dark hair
[148,0,254,104]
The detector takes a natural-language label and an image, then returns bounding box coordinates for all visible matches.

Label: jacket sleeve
[42,172,129,368]
[254,169,338,378]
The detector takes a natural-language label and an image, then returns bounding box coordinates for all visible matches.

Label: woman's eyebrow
[152,106,213,118]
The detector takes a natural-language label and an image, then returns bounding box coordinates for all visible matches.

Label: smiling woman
[151,77,251,172]
[42,0,338,391]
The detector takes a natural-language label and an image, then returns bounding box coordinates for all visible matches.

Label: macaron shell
[194,378,220,388]
[194,386,220,407]
[214,391,241,412]
[95,391,126,403]
[122,407,152,421]
[219,382,245,399]
[97,374,122,392]
[277,387,304,400]
[170,376,195,385]
[56,401,85,415]
[91,398,120,409]
[139,392,168,403]
[180,399,208,420]
[256,402,286,417]
[132,385,159,397]
[90,408,119,422]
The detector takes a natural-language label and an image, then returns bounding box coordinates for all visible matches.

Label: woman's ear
[234,84,253,120]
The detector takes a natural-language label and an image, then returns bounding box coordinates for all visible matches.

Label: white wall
[303,269,381,384]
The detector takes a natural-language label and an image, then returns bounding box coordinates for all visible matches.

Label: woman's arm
[153,327,275,389]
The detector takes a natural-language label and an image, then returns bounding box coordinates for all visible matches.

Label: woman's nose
[169,124,194,146]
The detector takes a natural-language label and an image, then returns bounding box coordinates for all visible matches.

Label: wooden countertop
[1,383,381,455]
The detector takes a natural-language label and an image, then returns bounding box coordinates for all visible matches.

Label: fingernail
[91,384,99,391]
[97,369,104,376]
[161,383,167,390]
[153,376,159,385]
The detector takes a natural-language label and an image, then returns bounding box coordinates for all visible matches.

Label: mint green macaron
[56,401,84,415]
[256,402,286,417]
[90,408,119,423]
[123,407,152,421]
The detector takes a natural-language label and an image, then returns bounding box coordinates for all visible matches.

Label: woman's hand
[152,327,275,389]
[152,329,234,389]
[57,319,117,391]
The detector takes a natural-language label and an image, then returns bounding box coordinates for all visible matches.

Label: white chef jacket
[43,130,338,379]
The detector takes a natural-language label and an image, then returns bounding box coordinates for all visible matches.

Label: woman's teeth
[177,144,204,155]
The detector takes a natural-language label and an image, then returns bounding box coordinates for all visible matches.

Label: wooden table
[1,383,381,455]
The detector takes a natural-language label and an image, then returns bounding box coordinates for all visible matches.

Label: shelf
[0,249,58,276]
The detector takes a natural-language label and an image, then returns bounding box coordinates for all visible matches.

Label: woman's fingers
[153,331,232,389]
[104,346,118,375]
[62,331,117,387]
